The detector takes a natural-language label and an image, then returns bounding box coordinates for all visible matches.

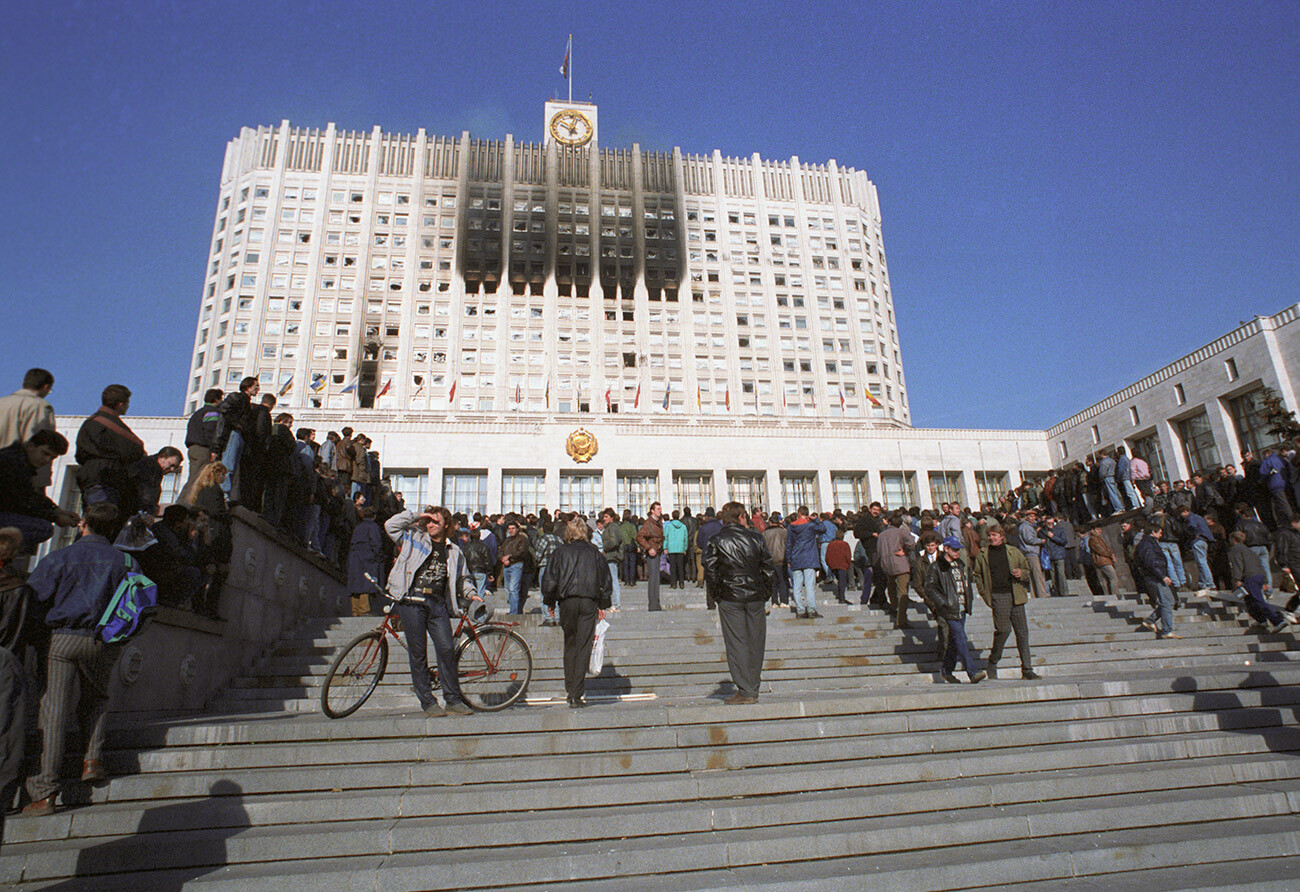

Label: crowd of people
[2,364,1300,819]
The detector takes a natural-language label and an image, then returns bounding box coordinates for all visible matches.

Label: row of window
[413,468,1011,517]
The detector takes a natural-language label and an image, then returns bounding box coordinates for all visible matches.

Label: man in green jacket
[972,525,1042,680]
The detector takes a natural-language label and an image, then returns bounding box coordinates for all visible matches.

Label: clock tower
[543,100,597,148]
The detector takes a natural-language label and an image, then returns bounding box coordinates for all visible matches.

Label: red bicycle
[320,591,532,718]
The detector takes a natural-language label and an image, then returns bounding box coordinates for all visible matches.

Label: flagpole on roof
[568,34,573,103]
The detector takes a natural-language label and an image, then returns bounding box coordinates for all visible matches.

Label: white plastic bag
[588,618,610,675]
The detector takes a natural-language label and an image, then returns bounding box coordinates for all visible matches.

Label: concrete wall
[106,508,346,714]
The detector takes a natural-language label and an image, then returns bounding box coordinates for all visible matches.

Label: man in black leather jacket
[702,501,775,705]
[923,537,987,685]
[541,517,612,708]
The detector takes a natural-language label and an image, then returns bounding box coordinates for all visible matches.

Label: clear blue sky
[4,1,1298,429]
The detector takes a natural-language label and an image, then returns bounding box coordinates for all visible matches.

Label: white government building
[46,102,1300,518]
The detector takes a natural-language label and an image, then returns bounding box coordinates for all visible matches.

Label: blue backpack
[96,554,159,644]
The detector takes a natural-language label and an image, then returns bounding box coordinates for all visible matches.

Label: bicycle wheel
[454,627,532,711]
[321,630,388,719]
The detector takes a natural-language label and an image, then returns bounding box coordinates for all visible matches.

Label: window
[387,470,428,509]
[1131,431,1169,484]
[1176,411,1220,474]
[975,472,1009,508]
[673,472,714,514]
[779,473,817,516]
[831,473,870,510]
[1129,406,1140,427]
[928,472,965,508]
[724,472,766,512]
[1090,425,1100,445]
[1228,387,1281,454]
[1225,358,1239,382]
[442,471,487,515]
[1174,383,1186,405]
[502,472,546,514]
[617,473,659,517]
[559,472,602,514]
[879,472,918,510]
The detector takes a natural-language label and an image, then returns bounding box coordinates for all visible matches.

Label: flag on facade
[340,375,359,394]
[633,382,641,409]
[662,382,671,410]
[559,34,571,79]
[724,386,730,411]
[840,388,846,413]
[412,377,425,397]
[604,385,611,411]
[278,375,293,396]
[309,372,327,393]
[864,391,882,408]
[377,378,392,398]
[448,375,458,404]
[545,378,551,409]
[515,383,522,405]
[696,385,701,410]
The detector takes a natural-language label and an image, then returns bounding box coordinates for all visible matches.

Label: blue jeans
[790,567,818,613]
[1250,545,1273,590]
[607,561,621,608]
[1239,574,1283,625]
[942,616,980,677]
[471,571,489,600]
[504,563,525,614]
[833,569,848,601]
[0,513,53,549]
[1159,542,1186,587]
[1122,479,1142,510]
[1150,580,1175,634]
[219,431,244,496]
[1190,539,1213,590]
[1102,478,1123,514]
[771,563,790,605]
[819,541,831,578]
[395,598,464,708]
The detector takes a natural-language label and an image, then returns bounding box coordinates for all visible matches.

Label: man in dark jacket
[1135,524,1179,639]
[703,501,775,705]
[1276,514,1300,614]
[180,388,221,504]
[261,413,297,530]
[74,384,145,512]
[853,502,886,607]
[541,518,612,708]
[923,536,987,684]
[128,447,184,518]
[239,393,275,513]
[0,430,80,548]
[210,376,260,501]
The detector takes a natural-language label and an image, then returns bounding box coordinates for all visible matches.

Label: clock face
[549,110,594,147]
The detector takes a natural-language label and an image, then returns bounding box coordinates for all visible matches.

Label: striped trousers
[27,633,120,802]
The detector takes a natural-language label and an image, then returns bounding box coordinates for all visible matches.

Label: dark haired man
[130,447,184,518]
[0,429,79,548]
[703,502,775,704]
[22,503,130,816]
[211,376,260,501]
[74,384,145,512]
[385,505,481,716]
[637,501,665,611]
[180,388,222,504]
[0,368,56,451]
[925,536,987,684]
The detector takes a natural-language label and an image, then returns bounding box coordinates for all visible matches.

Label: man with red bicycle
[385,505,483,717]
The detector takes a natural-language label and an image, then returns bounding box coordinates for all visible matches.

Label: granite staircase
[5,583,1300,891]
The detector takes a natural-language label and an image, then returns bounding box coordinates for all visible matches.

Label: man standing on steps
[637,502,665,611]
[924,536,987,685]
[1134,523,1180,640]
[542,518,612,708]
[972,525,1041,680]
[703,501,775,705]
[384,505,481,717]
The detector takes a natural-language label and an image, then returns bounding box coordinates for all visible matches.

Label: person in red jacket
[826,528,854,604]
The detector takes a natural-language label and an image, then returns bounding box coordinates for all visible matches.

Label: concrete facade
[1048,304,1300,481]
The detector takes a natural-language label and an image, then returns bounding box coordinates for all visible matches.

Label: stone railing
[106,507,346,714]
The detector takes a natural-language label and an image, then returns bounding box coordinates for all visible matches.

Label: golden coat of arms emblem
[565,428,598,463]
